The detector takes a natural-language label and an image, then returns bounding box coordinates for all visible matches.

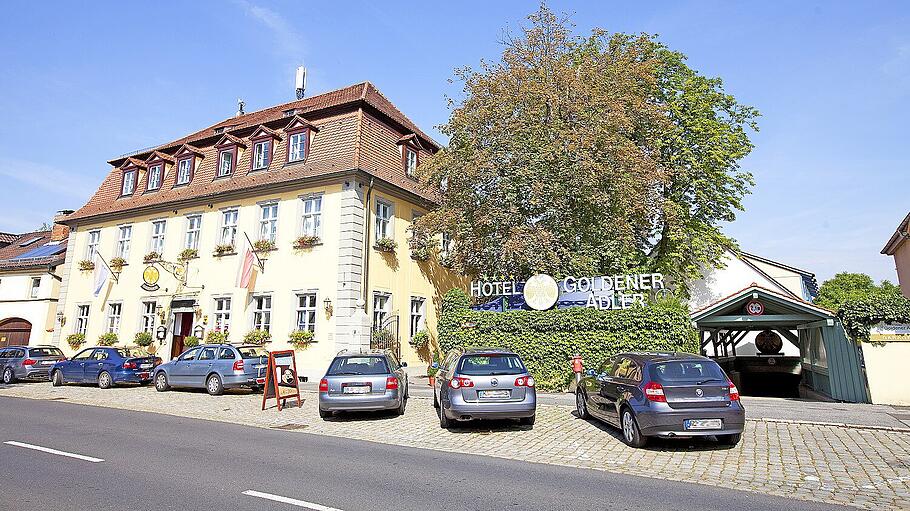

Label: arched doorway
[0,318,32,348]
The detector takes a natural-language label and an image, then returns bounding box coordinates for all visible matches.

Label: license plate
[140,363,152,369]
[254,364,265,369]
[41,361,54,365]
[343,386,370,394]
[684,419,722,430]
[479,390,510,399]
[138,372,150,380]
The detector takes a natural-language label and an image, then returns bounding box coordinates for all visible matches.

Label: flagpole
[95,253,119,283]
[243,232,265,272]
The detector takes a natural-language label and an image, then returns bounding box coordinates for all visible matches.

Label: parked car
[0,345,66,384]
[434,348,537,428]
[318,350,408,418]
[153,344,269,395]
[575,352,745,447]
[50,346,160,388]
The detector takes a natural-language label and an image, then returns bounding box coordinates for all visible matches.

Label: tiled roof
[0,231,68,271]
[882,211,910,255]
[67,82,440,224]
[0,232,18,245]
[691,282,834,319]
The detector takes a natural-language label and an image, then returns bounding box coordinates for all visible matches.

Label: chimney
[51,210,74,242]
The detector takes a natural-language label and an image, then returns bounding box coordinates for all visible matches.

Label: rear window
[649,361,726,384]
[115,348,145,358]
[238,347,268,359]
[327,356,390,376]
[29,347,63,358]
[457,354,526,376]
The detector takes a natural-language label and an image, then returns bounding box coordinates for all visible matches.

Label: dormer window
[405,147,418,176]
[397,134,423,179]
[248,126,279,172]
[253,141,270,170]
[283,115,317,164]
[176,158,192,185]
[218,150,234,177]
[147,164,162,190]
[214,134,244,179]
[289,132,307,162]
[121,170,136,196]
[172,144,201,186]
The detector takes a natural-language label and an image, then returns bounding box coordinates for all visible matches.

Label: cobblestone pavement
[1,382,909,510]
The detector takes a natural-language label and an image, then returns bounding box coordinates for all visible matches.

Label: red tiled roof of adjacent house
[67,82,441,224]
[0,232,19,245]
[0,231,68,270]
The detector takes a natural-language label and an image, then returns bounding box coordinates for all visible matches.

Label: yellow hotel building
[53,82,463,379]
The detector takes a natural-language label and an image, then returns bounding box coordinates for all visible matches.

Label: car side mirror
[401,362,408,368]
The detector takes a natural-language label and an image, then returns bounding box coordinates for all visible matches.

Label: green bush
[243,329,272,345]
[410,330,430,349]
[206,330,228,343]
[438,288,698,390]
[837,293,910,344]
[66,333,86,350]
[97,332,118,346]
[289,329,314,349]
[134,331,153,347]
[183,335,200,348]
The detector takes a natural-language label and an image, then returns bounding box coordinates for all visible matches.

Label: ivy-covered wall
[837,293,910,343]
[438,289,698,390]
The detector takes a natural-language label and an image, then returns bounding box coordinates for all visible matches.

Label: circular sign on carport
[523,274,559,311]
[745,299,765,316]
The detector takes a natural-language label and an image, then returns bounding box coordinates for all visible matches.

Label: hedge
[438,289,698,390]
[837,293,910,344]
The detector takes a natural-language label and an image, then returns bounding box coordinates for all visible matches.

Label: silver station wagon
[318,350,408,418]
[0,345,65,383]
[153,344,269,395]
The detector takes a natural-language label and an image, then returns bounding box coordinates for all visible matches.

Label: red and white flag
[236,241,256,289]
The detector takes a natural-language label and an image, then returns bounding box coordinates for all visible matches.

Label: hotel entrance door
[170,312,194,359]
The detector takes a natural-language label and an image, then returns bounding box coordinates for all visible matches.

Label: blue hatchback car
[50,346,161,389]
[153,344,269,395]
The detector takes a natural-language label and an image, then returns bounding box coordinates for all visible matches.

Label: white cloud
[233,1,306,59]
[0,157,95,200]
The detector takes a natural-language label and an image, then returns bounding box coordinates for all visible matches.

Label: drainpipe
[362,178,375,310]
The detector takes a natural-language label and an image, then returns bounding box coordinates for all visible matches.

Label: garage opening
[0,318,32,348]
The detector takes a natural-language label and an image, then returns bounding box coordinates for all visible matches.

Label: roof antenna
[295,66,307,99]
[236,98,245,117]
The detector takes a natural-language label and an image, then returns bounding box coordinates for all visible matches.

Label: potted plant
[66,333,86,350]
[109,257,126,271]
[178,248,198,261]
[183,335,201,348]
[293,235,320,249]
[98,332,118,346]
[134,331,153,348]
[253,239,276,252]
[427,352,441,387]
[410,329,430,350]
[206,330,228,344]
[374,237,397,253]
[408,227,433,261]
[289,329,315,350]
[213,244,234,256]
[78,260,95,271]
[372,328,394,345]
[243,329,272,345]
[143,251,161,264]
[439,253,457,269]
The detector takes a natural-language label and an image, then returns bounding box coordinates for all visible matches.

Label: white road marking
[3,441,104,463]
[242,490,344,510]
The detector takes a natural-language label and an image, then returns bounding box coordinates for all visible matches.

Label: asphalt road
[0,396,848,511]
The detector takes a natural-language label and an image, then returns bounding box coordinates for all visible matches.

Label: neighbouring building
[0,213,71,347]
[54,82,464,379]
[882,211,910,299]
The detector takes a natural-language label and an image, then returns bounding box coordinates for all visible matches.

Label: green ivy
[837,293,910,344]
[439,288,698,390]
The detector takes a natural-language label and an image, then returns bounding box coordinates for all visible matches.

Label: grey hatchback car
[434,348,537,428]
[153,344,269,395]
[0,345,65,384]
[318,350,408,418]
[576,352,745,447]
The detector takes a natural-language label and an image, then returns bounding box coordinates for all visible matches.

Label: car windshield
[29,347,63,357]
[115,348,145,358]
[649,361,726,384]
[238,346,268,359]
[457,354,526,376]
[327,356,390,376]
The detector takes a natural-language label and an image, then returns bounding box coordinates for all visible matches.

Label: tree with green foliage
[415,5,758,293]
[815,272,902,311]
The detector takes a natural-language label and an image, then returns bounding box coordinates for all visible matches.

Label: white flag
[92,253,110,297]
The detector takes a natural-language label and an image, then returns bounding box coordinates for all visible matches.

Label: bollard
[571,354,584,384]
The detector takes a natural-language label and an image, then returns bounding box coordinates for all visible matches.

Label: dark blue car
[51,346,161,389]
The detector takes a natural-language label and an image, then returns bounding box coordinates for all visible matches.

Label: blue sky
[0,1,906,283]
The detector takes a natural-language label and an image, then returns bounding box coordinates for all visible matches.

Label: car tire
[433,391,439,409]
[154,372,169,392]
[620,407,647,448]
[319,408,332,419]
[396,396,407,416]
[717,433,742,447]
[575,390,589,419]
[51,370,63,387]
[438,403,452,429]
[2,367,15,385]
[98,371,113,390]
[206,374,224,396]
[519,415,536,426]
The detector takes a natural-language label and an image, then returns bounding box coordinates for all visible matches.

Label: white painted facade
[0,270,61,345]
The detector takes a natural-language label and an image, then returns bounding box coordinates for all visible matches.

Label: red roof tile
[0,231,68,270]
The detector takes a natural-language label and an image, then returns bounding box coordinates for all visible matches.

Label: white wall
[0,271,60,344]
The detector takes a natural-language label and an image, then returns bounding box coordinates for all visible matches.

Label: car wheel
[717,433,742,447]
[519,415,536,426]
[438,402,452,429]
[396,396,407,416]
[154,372,169,392]
[620,408,647,448]
[51,370,64,387]
[575,390,589,419]
[433,390,439,409]
[2,367,15,385]
[98,371,113,390]
[206,374,224,396]
[319,408,332,419]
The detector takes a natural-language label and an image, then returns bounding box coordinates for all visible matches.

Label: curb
[751,417,910,433]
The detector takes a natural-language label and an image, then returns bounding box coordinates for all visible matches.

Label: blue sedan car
[153,344,269,395]
[51,347,161,389]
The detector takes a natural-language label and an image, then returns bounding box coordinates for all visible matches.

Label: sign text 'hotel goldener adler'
[471,273,667,311]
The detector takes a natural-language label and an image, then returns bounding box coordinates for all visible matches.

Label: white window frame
[75,304,90,336]
[289,132,307,162]
[106,302,122,334]
[85,230,101,260]
[295,291,317,333]
[147,164,162,190]
[213,296,232,334]
[375,199,393,240]
[220,209,239,247]
[405,147,418,176]
[29,276,41,299]
[116,225,132,259]
[184,215,202,250]
[440,232,453,258]
[253,141,270,170]
[372,291,391,330]
[300,195,322,237]
[218,150,234,177]
[410,296,426,339]
[258,202,279,243]
[149,220,166,254]
[121,170,136,195]
[140,300,157,333]
[252,294,272,332]
[176,158,192,185]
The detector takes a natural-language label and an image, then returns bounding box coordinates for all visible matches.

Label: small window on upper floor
[176,158,192,185]
[147,164,162,191]
[121,170,137,196]
[253,140,270,170]
[218,150,234,177]
[404,147,418,177]
[288,132,307,162]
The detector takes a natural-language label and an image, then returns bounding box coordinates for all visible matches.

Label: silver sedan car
[317,350,408,418]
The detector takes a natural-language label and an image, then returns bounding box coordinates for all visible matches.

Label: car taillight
[122,361,137,369]
[449,377,474,389]
[386,376,399,390]
[728,381,740,401]
[233,360,244,372]
[514,376,535,387]
[643,381,666,402]
[22,359,36,366]
[319,378,329,392]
